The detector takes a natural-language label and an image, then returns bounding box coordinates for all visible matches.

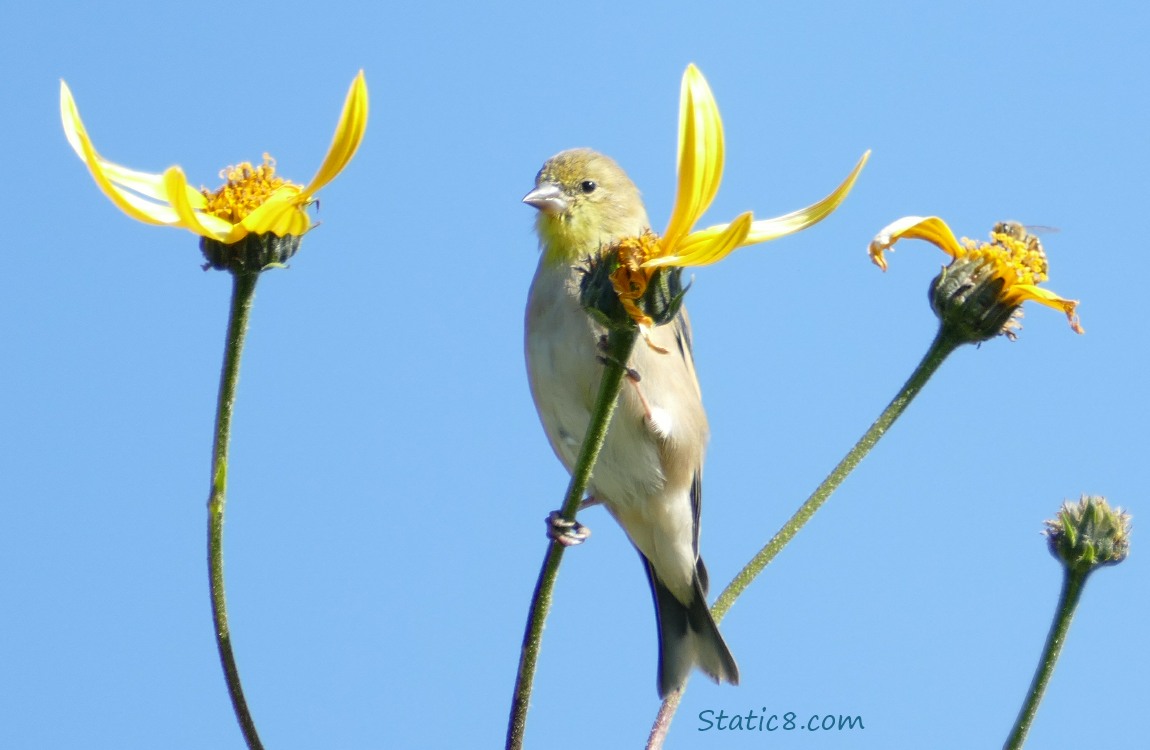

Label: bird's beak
[522,183,567,215]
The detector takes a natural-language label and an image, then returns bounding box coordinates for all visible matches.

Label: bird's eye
[580,180,597,194]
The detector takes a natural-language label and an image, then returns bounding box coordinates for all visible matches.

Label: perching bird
[523,148,738,697]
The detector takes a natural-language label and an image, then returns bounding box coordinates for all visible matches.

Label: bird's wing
[672,308,706,568]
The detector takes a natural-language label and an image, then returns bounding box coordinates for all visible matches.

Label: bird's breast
[524,258,708,509]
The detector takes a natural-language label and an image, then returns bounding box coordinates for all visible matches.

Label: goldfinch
[523,148,738,697]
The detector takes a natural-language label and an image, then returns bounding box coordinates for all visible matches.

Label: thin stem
[713,326,961,618]
[647,325,963,749]
[208,270,265,750]
[506,327,639,750]
[1002,569,1089,750]
[646,692,682,750]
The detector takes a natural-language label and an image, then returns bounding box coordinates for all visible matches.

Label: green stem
[1002,569,1089,750]
[646,692,682,750]
[506,327,639,750]
[713,326,961,619]
[208,271,265,750]
[647,325,963,750]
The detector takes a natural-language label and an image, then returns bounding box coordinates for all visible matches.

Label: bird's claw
[546,511,591,547]
[595,335,659,429]
[596,355,641,383]
[596,335,642,381]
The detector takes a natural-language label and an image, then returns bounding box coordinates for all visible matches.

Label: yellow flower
[609,64,869,325]
[869,216,1083,334]
[645,64,868,268]
[60,71,368,245]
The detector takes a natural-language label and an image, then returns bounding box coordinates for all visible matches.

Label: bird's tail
[643,555,739,698]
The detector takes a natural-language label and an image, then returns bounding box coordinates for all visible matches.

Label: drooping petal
[163,167,236,241]
[868,214,965,271]
[662,65,724,250]
[61,81,209,224]
[108,164,208,208]
[742,150,870,246]
[300,70,369,199]
[239,185,311,238]
[664,151,869,267]
[1008,283,1084,333]
[646,211,753,268]
[61,81,179,225]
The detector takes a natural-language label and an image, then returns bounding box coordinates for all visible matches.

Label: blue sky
[2,1,1146,748]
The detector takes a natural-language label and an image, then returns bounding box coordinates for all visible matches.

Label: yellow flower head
[60,71,368,246]
[869,216,1083,335]
[609,64,869,326]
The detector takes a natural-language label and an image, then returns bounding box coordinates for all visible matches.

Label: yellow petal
[61,81,177,225]
[300,70,369,199]
[646,211,753,268]
[662,64,724,250]
[162,167,236,241]
[240,185,311,238]
[61,81,209,224]
[1010,284,1084,333]
[741,150,870,247]
[869,214,964,271]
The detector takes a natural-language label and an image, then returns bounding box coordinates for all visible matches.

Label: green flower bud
[1045,495,1131,575]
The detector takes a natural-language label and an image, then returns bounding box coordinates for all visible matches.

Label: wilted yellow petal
[869,214,965,270]
[163,167,235,241]
[300,70,369,199]
[648,211,753,268]
[743,150,870,246]
[663,64,724,250]
[1010,284,1084,333]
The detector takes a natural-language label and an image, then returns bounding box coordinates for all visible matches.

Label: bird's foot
[546,511,591,547]
[596,335,642,382]
[596,336,656,418]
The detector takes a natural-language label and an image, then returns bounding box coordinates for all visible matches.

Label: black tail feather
[641,554,739,698]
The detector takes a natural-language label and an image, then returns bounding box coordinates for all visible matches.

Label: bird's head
[523,148,650,264]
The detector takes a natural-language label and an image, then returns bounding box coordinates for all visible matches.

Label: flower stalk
[647,325,963,749]
[1001,569,1087,750]
[1003,496,1130,749]
[507,326,639,750]
[649,214,1084,746]
[60,73,367,747]
[208,270,264,750]
[713,327,961,619]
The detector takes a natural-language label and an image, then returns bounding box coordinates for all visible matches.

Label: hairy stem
[506,328,638,750]
[647,326,962,749]
[207,270,265,750]
[1002,569,1089,750]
